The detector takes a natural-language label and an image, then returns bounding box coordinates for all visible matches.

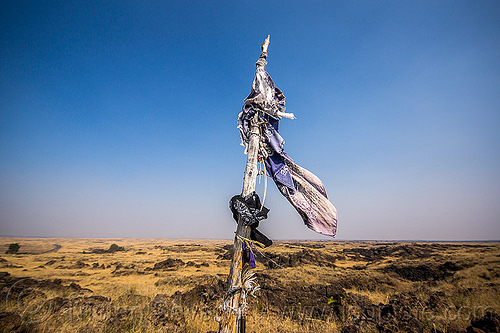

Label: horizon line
[0,235,498,243]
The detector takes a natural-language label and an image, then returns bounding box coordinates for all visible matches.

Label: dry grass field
[0,237,498,332]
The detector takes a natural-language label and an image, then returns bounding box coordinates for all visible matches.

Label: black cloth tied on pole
[229,192,272,248]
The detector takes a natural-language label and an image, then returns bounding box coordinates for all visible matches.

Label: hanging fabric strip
[238,50,338,238]
[242,241,256,269]
[277,157,337,237]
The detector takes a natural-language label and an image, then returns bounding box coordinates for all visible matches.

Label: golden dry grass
[0,238,498,332]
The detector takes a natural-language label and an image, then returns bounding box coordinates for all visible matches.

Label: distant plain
[0,237,498,332]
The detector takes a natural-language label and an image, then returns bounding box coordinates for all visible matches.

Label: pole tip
[262,35,271,53]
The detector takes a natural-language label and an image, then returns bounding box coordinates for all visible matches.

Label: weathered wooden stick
[219,36,269,333]
[219,113,259,333]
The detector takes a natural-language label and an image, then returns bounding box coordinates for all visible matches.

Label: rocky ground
[0,238,498,332]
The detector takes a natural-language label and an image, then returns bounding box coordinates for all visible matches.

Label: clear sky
[1,1,499,240]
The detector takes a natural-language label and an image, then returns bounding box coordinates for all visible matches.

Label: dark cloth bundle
[237,51,338,238]
[229,192,272,248]
[229,192,269,227]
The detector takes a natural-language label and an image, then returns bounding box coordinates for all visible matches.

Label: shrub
[108,244,125,253]
[5,243,20,254]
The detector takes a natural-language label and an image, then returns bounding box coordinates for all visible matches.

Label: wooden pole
[218,36,270,333]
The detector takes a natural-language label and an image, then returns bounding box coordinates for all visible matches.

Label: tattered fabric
[238,51,338,238]
[242,242,256,269]
[229,192,273,248]
[229,192,269,227]
[277,157,338,237]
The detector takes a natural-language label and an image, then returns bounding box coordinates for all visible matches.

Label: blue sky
[1,1,499,240]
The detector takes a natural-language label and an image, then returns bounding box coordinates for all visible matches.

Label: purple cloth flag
[242,242,257,269]
[238,51,338,237]
[278,156,337,237]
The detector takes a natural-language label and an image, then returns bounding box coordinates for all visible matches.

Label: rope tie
[253,245,285,269]
[234,233,284,269]
[235,233,265,249]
